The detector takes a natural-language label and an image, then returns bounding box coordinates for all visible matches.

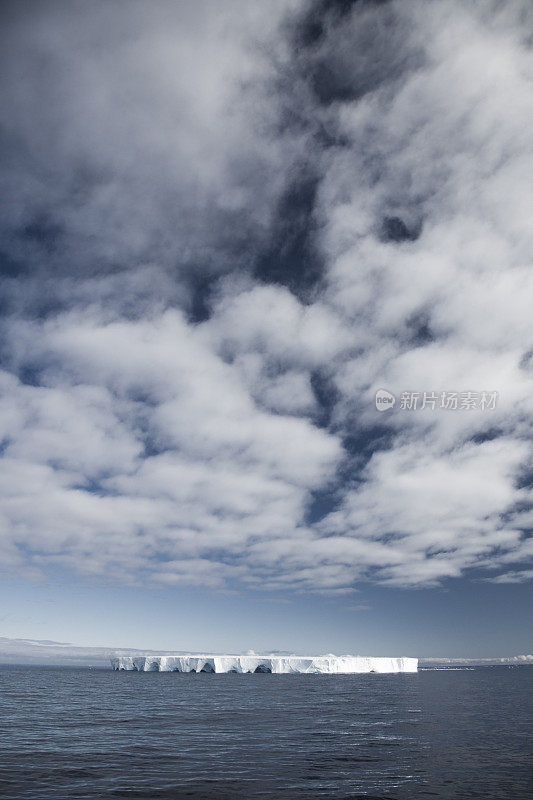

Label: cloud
[485,569,533,585]
[0,0,294,319]
[0,636,214,666]
[0,0,532,593]
[0,309,341,589]
[420,654,533,667]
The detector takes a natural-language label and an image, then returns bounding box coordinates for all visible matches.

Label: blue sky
[0,0,532,659]
[1,570,531,659]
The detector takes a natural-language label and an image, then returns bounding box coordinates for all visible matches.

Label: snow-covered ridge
[111,654,418,673]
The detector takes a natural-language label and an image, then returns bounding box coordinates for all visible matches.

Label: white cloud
[0,311,341,588]
[0,0,532,593]
[485,569,533,585]
[420,654,533,666]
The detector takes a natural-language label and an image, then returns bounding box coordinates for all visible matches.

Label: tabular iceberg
[111,654,418,673]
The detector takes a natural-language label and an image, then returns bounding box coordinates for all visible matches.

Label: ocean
[1,665,531,799]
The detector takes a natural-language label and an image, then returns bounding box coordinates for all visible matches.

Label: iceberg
[110,654,418,673]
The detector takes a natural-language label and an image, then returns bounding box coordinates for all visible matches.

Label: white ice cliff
[110,654,418,673]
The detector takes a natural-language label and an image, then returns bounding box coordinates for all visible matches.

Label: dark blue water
[1,666,531,799]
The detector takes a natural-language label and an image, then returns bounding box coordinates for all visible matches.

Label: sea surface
[1,665,531,799]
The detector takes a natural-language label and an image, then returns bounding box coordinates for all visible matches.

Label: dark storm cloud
[288,0,423,106]
[252,0,427,299]
[293,0,359,49]
[404,310,436,346]
[379,216,421,244]
[254,167,324,297]
[310,368,340,427]
[0,0,290,322]
[0,0,424,311]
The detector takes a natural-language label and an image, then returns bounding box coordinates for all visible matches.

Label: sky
[0,0,532,660]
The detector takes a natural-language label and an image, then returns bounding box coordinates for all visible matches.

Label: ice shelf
[110,654,418,673]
